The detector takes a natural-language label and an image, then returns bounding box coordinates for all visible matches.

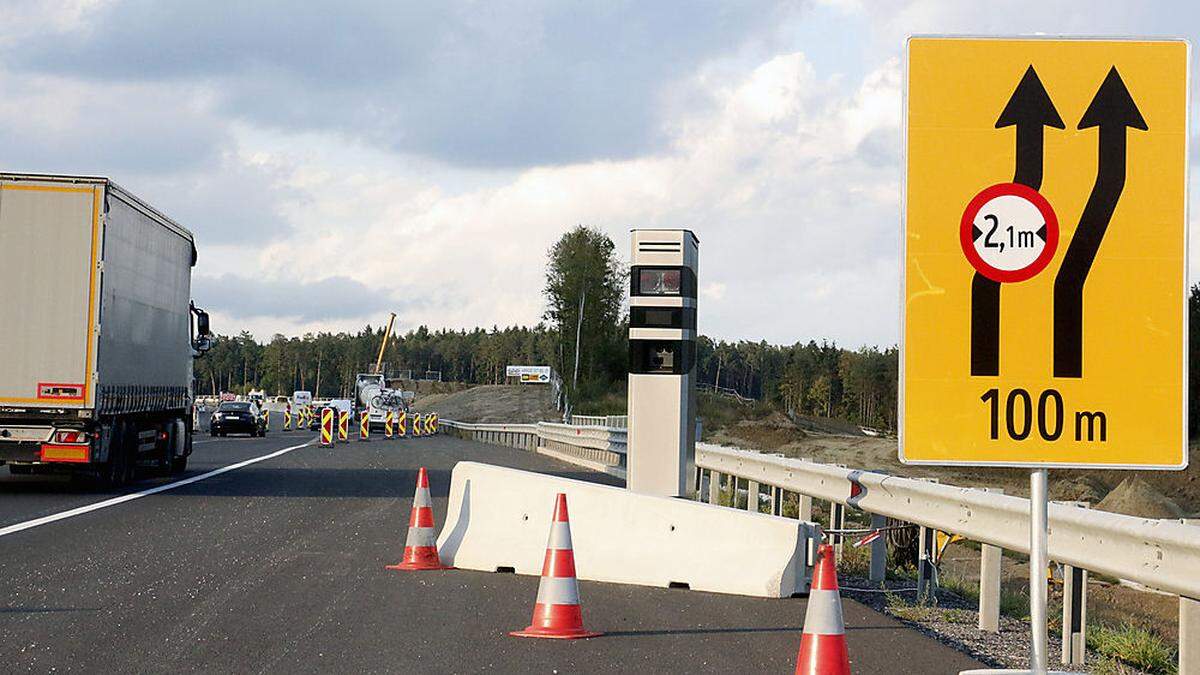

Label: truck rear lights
[53,429,89,444]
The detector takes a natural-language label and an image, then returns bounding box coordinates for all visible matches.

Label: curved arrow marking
[971,65,1063,377]
[1053,66,1147,378]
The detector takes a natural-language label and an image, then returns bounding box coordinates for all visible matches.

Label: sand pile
[1096,477,1185,519]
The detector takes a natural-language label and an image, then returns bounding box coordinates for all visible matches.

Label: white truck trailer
[0,173,212,484]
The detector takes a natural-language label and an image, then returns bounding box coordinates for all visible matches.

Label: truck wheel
[8,465,31,475]
[170,455,188,475]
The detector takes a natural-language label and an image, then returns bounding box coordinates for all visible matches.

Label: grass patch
[574,388,628,416]
[1087,623,1177,674]
[939,574,979,603]
[837,542,872,579]
[882,589,975,624]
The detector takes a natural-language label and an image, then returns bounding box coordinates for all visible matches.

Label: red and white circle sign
[960,183,1058,283]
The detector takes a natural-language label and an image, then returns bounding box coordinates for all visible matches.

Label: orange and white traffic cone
[795,543,851,675]
[510,493,602,639]
[386,467,451,571]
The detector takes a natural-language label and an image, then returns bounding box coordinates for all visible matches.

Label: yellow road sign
[902,37,1188,468]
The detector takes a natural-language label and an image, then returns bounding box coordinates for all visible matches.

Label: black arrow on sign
[1053,67,1146,378]
[971,66,1064,376]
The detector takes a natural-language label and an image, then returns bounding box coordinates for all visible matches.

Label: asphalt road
[0,430,987,673]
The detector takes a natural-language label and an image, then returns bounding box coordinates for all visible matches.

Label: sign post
[903,37,1188,674]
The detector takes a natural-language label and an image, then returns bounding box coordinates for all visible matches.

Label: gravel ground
[839,574,1085,672]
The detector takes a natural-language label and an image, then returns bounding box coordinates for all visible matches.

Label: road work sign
[902,37,1188,468]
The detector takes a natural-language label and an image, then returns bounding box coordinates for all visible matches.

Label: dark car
[210,402,266,437]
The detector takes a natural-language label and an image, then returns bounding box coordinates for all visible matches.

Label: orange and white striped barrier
[510,493,602,639]
[320,407,334,447]
[428,413,438,434]
[794,543,851,675]
[283,406,292,431]
[359,411,370,442]
[384,410,394,438]
[411,413,423,437]
[338,410,349,442]
[386,467,451,571]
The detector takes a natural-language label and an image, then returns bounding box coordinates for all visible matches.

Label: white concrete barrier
[436,461,817,598]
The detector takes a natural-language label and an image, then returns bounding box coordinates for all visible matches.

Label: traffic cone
[795,543,851,675]
[386,467,451,571]
[510,493,602,639]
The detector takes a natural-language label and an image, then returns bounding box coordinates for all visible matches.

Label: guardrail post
[747,480,760,513]
[917,525,936,602]
[770,486,782,515]
[708,470,721,505]
[1056,500,1090,667]
[798,493,813,522]
[914,478,939,602]
[1182,519,1200,674]
[979,487,1003,633]
[869,513,887,583]
[829,501,845,560]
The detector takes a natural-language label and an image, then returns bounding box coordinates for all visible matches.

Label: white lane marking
[0,439,315,539]
[193,432,313,446]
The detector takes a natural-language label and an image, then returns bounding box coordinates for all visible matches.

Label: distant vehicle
[307,398,352,429]
[292,391,313,409]
[0,173,212,484]
[355,373,405,430]
[210,401,266,437]
[247,389,266,408]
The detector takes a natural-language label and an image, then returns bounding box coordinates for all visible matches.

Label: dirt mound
[415,384,557,424]
[788,412,867,436]
[1050,475,1108,504]
[708,415,808,450]
[1096,477,1185,519]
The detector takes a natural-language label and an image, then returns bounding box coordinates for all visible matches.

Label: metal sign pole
[1029,468,1049,674]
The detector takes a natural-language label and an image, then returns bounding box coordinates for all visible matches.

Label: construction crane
[374,312,396,374]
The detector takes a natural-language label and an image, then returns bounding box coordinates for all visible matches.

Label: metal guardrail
[437,422,1200,599]
[570,415,628,429]
[440,419,626,475]
[439,420,539,451]
[695,443,1200,601]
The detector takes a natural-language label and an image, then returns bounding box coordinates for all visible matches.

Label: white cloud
[6,1,1195,349]
[206,50,903,347]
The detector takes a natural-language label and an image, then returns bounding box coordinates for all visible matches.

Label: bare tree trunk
[572,289,586,392]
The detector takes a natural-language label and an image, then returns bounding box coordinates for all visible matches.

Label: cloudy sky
[2,1,1196,347]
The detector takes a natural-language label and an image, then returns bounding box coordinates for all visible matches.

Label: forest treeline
[195,226,1200,435]
[195,326,898,430]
